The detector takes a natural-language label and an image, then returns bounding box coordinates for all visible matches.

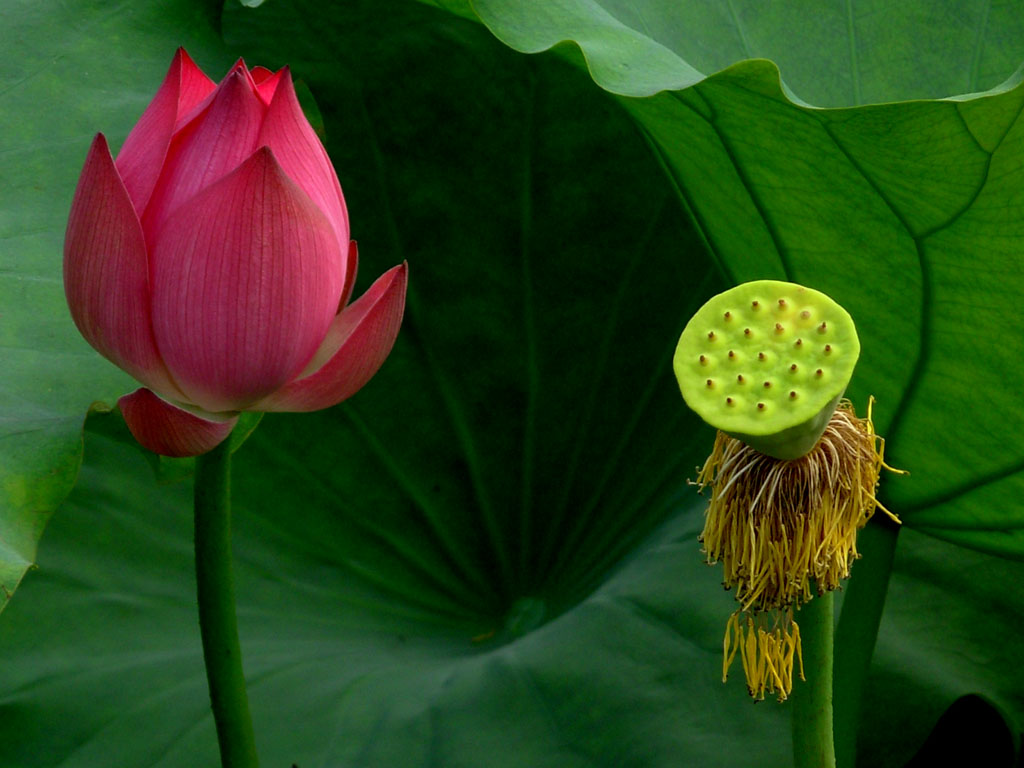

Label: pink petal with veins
[64,134,183,399]
[151,147,345,413]
[116,48,216,214]
[119,388,236,457]
[141,69,265,247]
[258,69,349,245]
[256,262,407,412]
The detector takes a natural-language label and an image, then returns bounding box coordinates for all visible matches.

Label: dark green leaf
[465,0,1024,559]
[0,413,796,766]
[903,694,1018,768]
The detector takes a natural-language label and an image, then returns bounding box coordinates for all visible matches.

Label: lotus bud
[64,49,407,457]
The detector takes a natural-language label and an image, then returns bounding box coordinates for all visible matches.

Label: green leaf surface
[863,528,1024,766]
[470,0,1024,105]
[0,0,236,612]
[1,2,768,764]
[4,407,1022,766]
[218,0,724,618]
[0,413,794,767]
[624,66,1024,558]
[2,0,1024,766]
[464,0,1024,560]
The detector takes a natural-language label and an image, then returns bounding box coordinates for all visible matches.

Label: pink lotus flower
[64,49,407,457]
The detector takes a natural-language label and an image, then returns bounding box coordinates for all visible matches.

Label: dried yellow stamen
[697,398,904,700]
[723,610,803,701]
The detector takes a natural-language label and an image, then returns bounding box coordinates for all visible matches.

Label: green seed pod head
[673,280,860,460]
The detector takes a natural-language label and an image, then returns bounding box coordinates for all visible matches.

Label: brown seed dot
[706,379,714,388]
[758,352,766,361]
[757,402,765,410]
[763,381,772,388]
[790,364,798,372]
[789,391,798,399]
[737,375,745,384]
[699,355,707,365]
[778,299,787,308]
[724,311,732,320]
[775,322,784,333]
[708,331,716,340]
[744,328,752,336]
[824,344,832,354]
[801,310,811,319]
[726,397,734,406]
[795,338,803,347]
[818,322,827,333]
[752,301,760,309]
[728,350,735,358]
[815,368,823,377]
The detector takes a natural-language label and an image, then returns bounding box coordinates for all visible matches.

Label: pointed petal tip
[224,58,261,92]
[241,144,287,181]
[83,132,115,167]
[253,65,287,104]
[119,388,237,457]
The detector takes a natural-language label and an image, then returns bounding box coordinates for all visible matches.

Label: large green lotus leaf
[0,0,1021,765]
[3,405,1021,766]
[470,0,1024,105]
[0,4,792,761]
[858,526,1024,766]
[623,69,1024,559]
[0,0,237,612]
[453,0,1024,559]
[0,415,793,767]
[218,0,727,617]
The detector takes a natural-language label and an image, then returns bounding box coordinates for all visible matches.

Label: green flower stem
[833,517,900,768]
[791,589,836,768]
[194,439,260,768]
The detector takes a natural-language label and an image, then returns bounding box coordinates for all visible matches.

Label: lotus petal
[141,69,266,247]
[119,388,236,457]
[250,66,286,105]
[339,239,359,311]
[64,134,183,399]
[116,48,215,214]
[151,147,345,412]
[256,263,407,412]
[258,69,349,245]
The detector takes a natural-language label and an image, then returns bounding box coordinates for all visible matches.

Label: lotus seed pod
[673,280,859,459]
